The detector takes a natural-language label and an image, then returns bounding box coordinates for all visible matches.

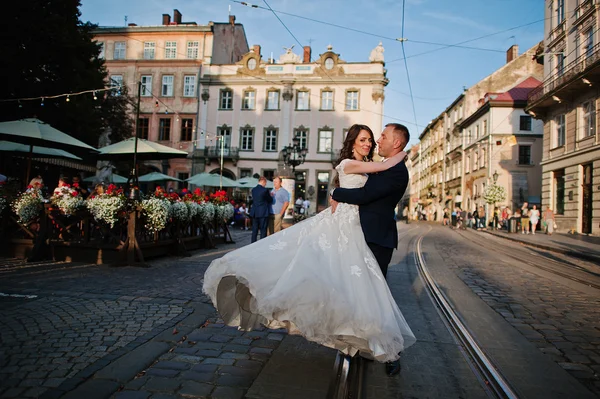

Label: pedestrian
[249,176,271,242]
[473,207,479,230]
[71,175,89,198]
[402,206,409,224]
[542,206,555,235]
[451,207,457,227]
[477,206,486,230]
[302,198,310,216]
[529,204,540,235]
[268,176,290,234]
[239,202,250,230]
[443,207,449,226]
[521,202,530,234]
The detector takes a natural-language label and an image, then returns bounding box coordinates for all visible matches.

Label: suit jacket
[249,185,273,218]
[332,162,409,249]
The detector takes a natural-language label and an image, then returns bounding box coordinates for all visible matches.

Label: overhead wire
[400,0,420,132]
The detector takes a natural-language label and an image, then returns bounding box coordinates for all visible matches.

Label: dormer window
[247,58,257,70]
[324,57,334,70]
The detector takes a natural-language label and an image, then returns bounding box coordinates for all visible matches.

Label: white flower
[85,195,126,228]
[483,184,507,204]
[0,197,7,217]
[214,203,234,223]
[171,201,189,223]
[140,197,170,232]
[11,188,43,225]
[50,186,84,215]
[198,202,215,226]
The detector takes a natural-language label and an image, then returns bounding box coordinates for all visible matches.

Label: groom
[330,122,410,376]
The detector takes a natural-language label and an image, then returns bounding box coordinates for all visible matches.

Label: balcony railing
[204,146,240,160]
[574,0,596,21]
[528,42,600,104]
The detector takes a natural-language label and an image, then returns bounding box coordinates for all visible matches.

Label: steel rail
[415,229,519,399]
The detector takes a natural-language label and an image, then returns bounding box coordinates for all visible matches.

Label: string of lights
[0,86,118,104]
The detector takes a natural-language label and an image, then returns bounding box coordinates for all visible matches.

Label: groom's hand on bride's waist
[330,198,339,214]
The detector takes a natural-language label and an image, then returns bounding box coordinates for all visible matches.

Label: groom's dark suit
[250,184,273,242]
[332,161,409,277]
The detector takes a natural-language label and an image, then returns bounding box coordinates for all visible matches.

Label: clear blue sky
[81,0,544,146]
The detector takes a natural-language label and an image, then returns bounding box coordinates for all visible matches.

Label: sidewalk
[483,228,600,263]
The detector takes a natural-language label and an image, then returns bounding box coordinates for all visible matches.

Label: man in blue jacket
[249,176,273,242]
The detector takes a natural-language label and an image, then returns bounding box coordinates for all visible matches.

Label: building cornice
[94,26,212,34]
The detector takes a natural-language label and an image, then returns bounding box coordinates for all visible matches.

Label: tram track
[458,229,600,291]
[327,225,518,399]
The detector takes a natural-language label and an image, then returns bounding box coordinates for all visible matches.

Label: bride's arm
[343,151,407,175]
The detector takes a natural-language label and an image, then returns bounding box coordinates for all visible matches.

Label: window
[98,42,105,59]
[165,41,177,59]
[177,173,189,190]
[218,126,232,148]
[582,100,596,138]
[183,75,196,97]
[240,169,252,178]
[458,159,462,175]
[220,90,233,110]
[318,130,333,153]
[242,90,256,110]
[264,127,278,151]
[557,0,565,24]
[518,145,531,165]
[141,75,152,97]
[180,119,193,141]
[296,91,310,110]
[555,114,565,147]
[144,42,156,59]
[266,90,279,110]
[585,29,594,58]
[263,170,275,181]
[481,148,487,168]
[475,125,480,139]
[295,127,308,150]
[321,90,333,110]
[114,41,126,59]
[482,119,488,136]
[187,41,199,59]
[554,169,565,215]
[556,54,564,76]
[110,75,123,90]
[137,118,149,140]
[345,91,359,110]
[240,127,254,151]
[520,115,532,131]
[159,118,171,141]
[162,75,174,96]
[473,152,478,170]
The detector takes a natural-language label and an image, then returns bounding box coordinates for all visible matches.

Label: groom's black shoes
[386,359,401,376]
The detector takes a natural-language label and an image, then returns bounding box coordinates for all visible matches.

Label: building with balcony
[526,0,600,235]
[408,144,421,219]
[414,44,543,221]
[196,44,387,212]
[459,77,544,214]
[94,11,388,212]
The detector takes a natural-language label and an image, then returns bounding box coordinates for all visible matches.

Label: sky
[80,0,544,146]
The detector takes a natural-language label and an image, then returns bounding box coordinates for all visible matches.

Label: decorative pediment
[236,51,265,76]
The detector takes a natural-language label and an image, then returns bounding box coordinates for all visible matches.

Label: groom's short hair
[258,176,267,183]
[386,123,410,145]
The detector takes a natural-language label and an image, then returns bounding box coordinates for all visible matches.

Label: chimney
[229,15,236,25]
[162,14,171,25]
[507,44,519,64]
[253,45,261,58]
[173,9,182,24]
[303,46,311,63]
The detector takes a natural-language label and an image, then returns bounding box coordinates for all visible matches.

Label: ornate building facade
[526,0,600,235]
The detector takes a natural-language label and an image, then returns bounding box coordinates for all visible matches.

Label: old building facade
[526,0,600,235]
[94,11,387,212]
[415,44,544,222]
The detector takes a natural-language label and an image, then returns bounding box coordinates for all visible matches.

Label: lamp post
[282,133,308,173]
[493,170,499,184]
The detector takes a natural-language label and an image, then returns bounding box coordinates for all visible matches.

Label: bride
[203,124,416,362]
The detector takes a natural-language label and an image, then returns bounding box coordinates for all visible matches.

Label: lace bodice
[336,159,368,189]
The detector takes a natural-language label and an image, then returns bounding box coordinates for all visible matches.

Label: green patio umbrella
[83,174,128,184]
[236,177,274,189]
[0,140,82,160]
[97,137,188,160]
[186,173,239,188]
[138,172,182,183]
[0,118,98,182]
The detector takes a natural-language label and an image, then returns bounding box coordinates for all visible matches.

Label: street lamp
[492,170,499,184]
[282,133,308,173]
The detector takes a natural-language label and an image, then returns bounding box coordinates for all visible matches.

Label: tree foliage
[483,184,507,205]
[0,0,133,147]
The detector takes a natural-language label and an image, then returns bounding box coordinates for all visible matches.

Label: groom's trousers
[367,242,393,279]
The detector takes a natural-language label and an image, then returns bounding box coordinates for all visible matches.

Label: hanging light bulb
[155,101,159,107]
[66,95,70,102]
[41,98,45,107]
[93,91,97,100]
[165,110,169,115]
[18,100,22,108]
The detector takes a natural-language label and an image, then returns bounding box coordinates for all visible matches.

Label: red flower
[73,183,79,188]
[71,192,78,197]
[194,188,202,195]
[27,185,33,189]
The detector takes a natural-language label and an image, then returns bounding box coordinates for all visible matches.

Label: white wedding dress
[203,159,416,362]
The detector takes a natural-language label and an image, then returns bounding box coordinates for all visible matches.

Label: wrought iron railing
[204,146,240,160]
[528,41,600,104]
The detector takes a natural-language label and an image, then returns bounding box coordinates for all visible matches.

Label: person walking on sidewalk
[521,202,530,234]
[529,205,540,235]
[542,206,555,235]
[268,176,290,235]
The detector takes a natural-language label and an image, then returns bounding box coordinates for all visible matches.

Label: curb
[481,230,600,264]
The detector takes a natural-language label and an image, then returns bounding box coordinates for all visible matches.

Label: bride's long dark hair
[333,124,376,188]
